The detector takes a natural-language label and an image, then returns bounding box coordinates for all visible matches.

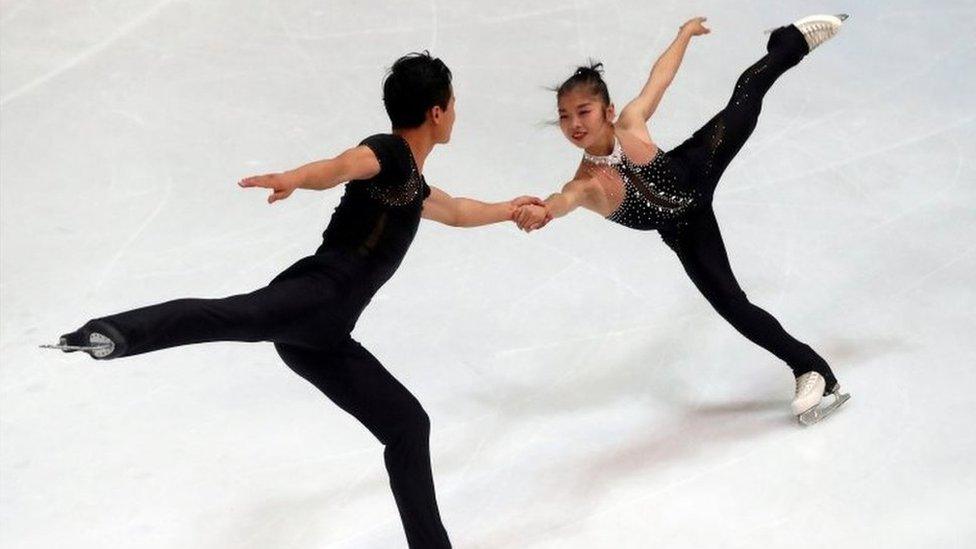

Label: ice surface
[2,1,975,547]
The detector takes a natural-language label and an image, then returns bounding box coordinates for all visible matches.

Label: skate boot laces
[795,371,825,396]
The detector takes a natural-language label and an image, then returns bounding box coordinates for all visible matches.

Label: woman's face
[557,89,613,149]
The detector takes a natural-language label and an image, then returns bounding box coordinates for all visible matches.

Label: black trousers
[85,255,452,548]
[662,25,837,388]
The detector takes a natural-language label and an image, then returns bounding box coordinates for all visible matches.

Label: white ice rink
[2,1,975,547]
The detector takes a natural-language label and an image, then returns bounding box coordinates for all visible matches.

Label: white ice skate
[766,14,849,52]
[40,332,115,359]
[792,371,851,426]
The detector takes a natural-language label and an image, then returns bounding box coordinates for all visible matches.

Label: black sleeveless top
[598,146,702,231]
[282,133,432,295]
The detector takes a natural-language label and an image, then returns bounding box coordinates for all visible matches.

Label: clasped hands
[509,196,553,233]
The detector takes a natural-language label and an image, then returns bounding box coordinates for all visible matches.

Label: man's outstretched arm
[422,186,543,228]
[238,145,380,203]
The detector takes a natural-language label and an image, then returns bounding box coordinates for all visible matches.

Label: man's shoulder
[355,134,411,182]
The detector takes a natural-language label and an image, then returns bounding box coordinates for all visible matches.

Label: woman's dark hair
[383,51,453,129]
[554,61,611,105]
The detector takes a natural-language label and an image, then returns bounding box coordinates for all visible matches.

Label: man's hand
[514,204,552,232]
[510,196,551,232]
[509,195,545,209]
[238,172,300,204]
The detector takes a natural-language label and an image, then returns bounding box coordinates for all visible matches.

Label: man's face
[437,94,456,143]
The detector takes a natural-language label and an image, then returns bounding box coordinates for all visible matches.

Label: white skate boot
[792,371,851,426]
[766,14,849,52]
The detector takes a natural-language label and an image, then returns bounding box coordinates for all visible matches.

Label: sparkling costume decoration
[366,135,426,206]
[584,139,701,231]
[44,133,452,547]
[593,17,850,423]
[320,133,432,287]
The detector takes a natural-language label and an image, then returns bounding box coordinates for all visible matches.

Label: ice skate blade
[797,389,851,426]
[40,343,112,352]
[40,333,115,359]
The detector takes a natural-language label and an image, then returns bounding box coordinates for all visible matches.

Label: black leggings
[83,260,452,548]
[661,25,837,388]
[275,339,451,549]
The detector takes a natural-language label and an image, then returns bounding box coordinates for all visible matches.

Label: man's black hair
[383,51,453,129]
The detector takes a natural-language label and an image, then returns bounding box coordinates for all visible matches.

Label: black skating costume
[64,133,452,548]
[593,26,837,389]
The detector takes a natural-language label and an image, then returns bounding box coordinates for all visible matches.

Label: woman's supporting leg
[668,24,810,193]
[660,209,837,388]
[275,338,452,549]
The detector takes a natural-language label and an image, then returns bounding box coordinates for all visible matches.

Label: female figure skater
[43,52,543,548]
[514,15,852,425]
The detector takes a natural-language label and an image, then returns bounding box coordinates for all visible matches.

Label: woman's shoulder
[566,167,604,195]
[614,126,659,163]
[572,161,604,185]
[572,160,591,178]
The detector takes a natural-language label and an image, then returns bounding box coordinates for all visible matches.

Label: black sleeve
[359,134,409,186]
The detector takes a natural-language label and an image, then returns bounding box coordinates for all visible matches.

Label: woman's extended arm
[514,179,597,232]
[618,17,710,130]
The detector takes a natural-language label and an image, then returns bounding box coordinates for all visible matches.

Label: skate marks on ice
[209,476,402,549]
[464,394,793,548]
[788,335,910,427]
[456,332,787,546]
[0,0,177,107]
[458,330,901,546]
[817,335,909,366]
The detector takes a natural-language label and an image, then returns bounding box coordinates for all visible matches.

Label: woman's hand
[680,16,711,37]
[238,172,299,204]
[509,196,548,230]
[514,204,552,232]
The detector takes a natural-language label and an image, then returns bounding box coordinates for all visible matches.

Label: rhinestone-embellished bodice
[318,134,430,291]
[585,140,701,231]
[366,135,426,206]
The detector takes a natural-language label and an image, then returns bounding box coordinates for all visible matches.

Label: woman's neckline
[583,137,624,166]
